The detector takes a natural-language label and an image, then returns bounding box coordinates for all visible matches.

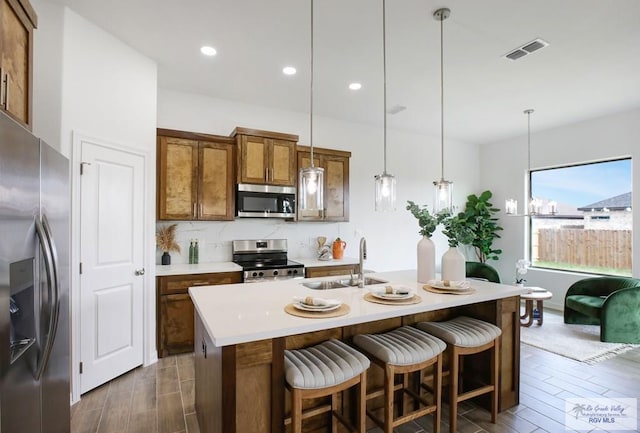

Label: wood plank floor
[71,312,640,433]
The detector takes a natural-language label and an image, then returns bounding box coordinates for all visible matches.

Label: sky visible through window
[531,158,631,208]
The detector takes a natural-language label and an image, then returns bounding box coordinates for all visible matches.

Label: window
[529,158,632,276]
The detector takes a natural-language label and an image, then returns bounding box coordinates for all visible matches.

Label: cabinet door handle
[193,202,197,217]
[134,268,145,276]
[199,203,203,216]
[265,167,269,181]
[4,74,8,111]
[0,69,4,109]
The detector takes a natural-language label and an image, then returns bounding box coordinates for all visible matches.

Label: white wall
[157,88,481,272]
[32,3,159,399]
[31,0,64,150]
[480,108,640,310]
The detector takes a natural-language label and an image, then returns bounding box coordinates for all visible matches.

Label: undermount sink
[301,280,349,290]
[335,277,389,287]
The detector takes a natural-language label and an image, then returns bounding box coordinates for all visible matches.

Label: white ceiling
[46,0,640,144]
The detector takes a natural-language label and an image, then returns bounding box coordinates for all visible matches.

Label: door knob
[135,268,145,276]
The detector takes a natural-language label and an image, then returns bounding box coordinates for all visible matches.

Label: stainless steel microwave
[236,184,296,218]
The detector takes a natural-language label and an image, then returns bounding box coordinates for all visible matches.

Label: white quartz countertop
[156,262,242,276]
[291,257,359,267]
[190,270,527,347]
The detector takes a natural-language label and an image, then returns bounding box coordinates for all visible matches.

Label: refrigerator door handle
[35,215,60,380]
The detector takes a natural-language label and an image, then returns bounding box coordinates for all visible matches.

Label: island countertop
[189,269,527,347]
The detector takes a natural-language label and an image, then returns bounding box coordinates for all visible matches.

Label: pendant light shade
[433,8,453,213]
[374,0,396,212]
[299,0,324,212]
[505,109,556,217]
[375,173,396,211]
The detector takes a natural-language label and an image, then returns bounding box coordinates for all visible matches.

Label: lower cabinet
[157,271,242,357]
[305,264,360,278]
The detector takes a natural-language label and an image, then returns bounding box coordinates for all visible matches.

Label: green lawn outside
[533,260,632,277]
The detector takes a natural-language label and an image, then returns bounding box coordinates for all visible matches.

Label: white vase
[417,236,436,283]
[441,246,466,281]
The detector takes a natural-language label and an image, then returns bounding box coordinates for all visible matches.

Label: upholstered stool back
[353,326,446,433]
[417,316,501,433]
[284,339,370,433]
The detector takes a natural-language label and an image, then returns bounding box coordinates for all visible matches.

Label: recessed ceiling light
[200,46,217,56]
[282,66,297,75]
[349,82,362,90]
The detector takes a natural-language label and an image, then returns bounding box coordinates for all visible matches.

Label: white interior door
[79,141,145,394]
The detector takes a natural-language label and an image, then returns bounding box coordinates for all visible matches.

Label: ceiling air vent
[503,38,549,61]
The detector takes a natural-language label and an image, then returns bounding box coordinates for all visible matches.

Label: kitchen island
[190,270,526,433]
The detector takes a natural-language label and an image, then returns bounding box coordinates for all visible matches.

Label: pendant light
[299,0,324,212]
[374,0,396,212]
[432,8,453,213]
[505,109,557,216]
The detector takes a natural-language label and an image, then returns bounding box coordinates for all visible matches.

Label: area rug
[520,309,639,364]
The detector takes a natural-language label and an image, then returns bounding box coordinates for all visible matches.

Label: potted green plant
[406,201,439,282]
[459,190,503,263]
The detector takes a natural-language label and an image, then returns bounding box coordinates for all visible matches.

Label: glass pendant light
[505,109,556,216]
[432,8,453,213]
[299,0,324,212]
[374,0,396,212]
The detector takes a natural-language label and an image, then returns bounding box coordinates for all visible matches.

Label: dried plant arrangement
[156,223,181,253]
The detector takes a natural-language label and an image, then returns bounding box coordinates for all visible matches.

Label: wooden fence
[534,228,632,270]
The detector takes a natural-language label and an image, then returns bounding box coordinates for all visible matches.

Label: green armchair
[465,261,501,283]
[564,276,640,343]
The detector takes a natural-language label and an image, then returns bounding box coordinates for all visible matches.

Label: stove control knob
[273,270,279,276]
[252,272,258,277]
[287,270,293,275]
[258,271,264,277]
[293,269,299,275]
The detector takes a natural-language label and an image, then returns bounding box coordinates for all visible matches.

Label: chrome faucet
[358,237,367,288]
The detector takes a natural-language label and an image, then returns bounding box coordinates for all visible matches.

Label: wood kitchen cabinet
[305,264,360,278]
[0,0,37,129]
[157,129,235,221]
[297,146,351,221]
[232,127,297,186]
[156,271,242,357]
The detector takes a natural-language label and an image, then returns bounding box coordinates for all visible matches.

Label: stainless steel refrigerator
[0,111,70,433]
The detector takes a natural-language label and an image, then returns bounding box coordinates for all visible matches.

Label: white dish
[427,280,470,291]
[370,287,413,300]
[293,302,341,312]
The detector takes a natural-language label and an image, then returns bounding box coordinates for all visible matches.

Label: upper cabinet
[157,129,235,221]
[0,0,37,129]
[297,146,351,222]
[232,127,297,186]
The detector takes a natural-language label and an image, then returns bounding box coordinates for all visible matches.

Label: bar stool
[417,316,502,433]
[353,326,446,433]
[284,339,370,433]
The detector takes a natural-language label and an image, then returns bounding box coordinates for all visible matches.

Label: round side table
[520,288,553,327]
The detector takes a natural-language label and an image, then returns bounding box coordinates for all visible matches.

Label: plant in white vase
[406,201,439,283]
[515,259,531,286]
[439,211,474,281]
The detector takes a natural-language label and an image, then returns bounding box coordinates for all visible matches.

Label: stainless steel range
[232,239,305,282]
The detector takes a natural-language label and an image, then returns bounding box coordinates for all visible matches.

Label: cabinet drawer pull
[191,282,211,286]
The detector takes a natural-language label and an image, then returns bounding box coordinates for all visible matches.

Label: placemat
[423,285,476,295]
[284,303,350,318]
[363,292,422,305]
